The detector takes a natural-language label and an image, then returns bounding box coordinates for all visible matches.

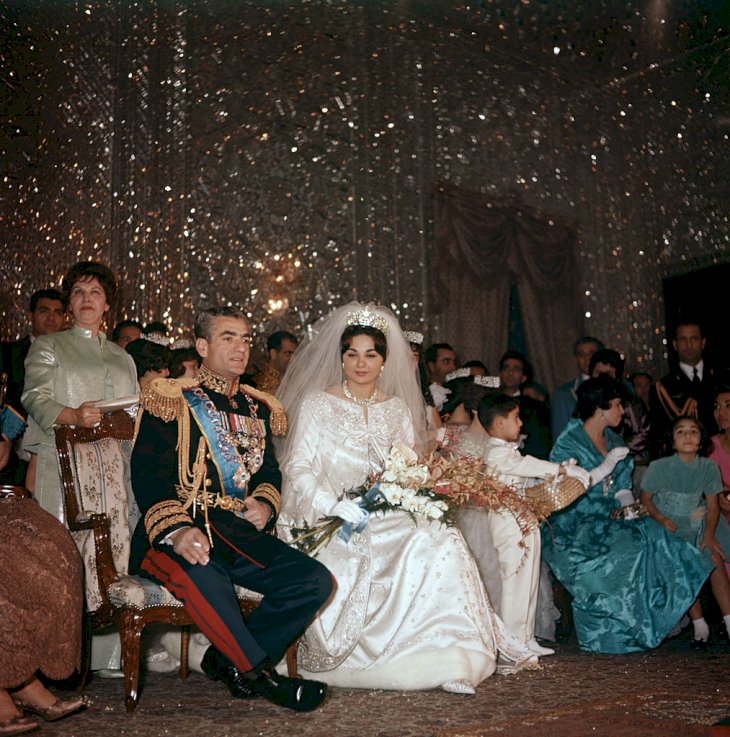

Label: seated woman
[545,376,714,653]
[277,303,535,693]
[0,493,86,735]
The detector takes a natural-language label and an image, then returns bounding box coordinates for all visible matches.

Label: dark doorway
[662,262,730,371]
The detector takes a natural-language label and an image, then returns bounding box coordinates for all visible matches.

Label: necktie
[692,368,701,387]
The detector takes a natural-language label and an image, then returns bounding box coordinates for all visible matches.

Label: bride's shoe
[441,680,476,695]
[526,639,555,656]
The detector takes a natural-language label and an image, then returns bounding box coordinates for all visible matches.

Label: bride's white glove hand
[330,499,369,525]
[590,447,630,485]
[564,464,591,488]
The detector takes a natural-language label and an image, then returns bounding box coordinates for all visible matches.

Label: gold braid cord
[654,380,699,419]
[241,384,288,436]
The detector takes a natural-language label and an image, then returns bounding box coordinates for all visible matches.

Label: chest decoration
[183,386,266,497]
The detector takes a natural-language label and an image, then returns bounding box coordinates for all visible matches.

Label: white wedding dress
[279,390,536,690]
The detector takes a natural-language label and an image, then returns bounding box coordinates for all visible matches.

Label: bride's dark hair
[340,325,387,361]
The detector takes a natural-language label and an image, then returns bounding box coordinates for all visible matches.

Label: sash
[183,387,248,500]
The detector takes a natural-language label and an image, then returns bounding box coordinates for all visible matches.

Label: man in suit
[649,320,717,459]
[550,336,604,439]
[498,350,552,460]
[129,306,333,712]
[0,289,65,483]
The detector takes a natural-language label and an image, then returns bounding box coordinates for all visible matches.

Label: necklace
[342,380,377,406]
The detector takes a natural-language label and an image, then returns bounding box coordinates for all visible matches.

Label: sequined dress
[280,390,534,690]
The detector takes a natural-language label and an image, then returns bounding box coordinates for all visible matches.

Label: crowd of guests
[1,260,729,732]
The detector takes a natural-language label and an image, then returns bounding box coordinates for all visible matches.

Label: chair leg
[118,609,144,714]
[76,612,93,692]
[179,625,190,679]
[285,640,299,677]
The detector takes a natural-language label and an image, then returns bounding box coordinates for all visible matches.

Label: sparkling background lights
[1,1,727,378]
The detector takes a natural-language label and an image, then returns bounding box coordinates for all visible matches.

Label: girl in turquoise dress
[544,376,713,653]
[640,416,730,646]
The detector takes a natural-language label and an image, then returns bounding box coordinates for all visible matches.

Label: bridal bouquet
[288,444,546,557]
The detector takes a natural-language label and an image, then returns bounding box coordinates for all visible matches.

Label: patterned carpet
[32,638,729,737]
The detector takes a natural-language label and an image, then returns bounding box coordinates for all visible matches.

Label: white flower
[380,482,404,505]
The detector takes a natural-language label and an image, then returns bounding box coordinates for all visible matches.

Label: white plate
[92,396,139,413]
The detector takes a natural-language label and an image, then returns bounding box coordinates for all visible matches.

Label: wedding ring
[192,542,203,548]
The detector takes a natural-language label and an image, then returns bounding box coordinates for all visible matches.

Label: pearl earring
[341,361,345,370]
[380,365,385,374]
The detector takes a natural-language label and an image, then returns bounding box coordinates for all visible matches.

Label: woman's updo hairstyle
[339,325,387,361]
[575,375,623,421]
[125,338,171,380]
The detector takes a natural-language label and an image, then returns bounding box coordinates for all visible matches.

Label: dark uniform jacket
[648,365,718,459]
[129,365,286,572]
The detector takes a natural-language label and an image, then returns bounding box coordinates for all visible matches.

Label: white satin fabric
[279,391,535,690]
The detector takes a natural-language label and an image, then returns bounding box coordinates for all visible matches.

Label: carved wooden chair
[55,410,297,714]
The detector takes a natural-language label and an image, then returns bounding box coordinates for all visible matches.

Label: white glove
[329,499,369,525]
[614,489,635,507]
[564,464,591,488]
[590,447,630,486]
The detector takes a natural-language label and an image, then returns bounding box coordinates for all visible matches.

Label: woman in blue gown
[543,376,713,653]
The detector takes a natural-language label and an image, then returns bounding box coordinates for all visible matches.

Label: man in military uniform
[130,307,333,712]
[648,320,717,459]
[252,330,298,395]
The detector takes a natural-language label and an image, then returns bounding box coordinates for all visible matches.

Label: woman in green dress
[21,261,139,674]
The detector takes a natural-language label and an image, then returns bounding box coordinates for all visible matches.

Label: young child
[640,416,730,648]
[457,390,590,656]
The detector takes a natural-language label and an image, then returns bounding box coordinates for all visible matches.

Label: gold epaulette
[241,384,288,436]
[140,378,199,422]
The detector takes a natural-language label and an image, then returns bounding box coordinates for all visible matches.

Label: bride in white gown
[276,303,536,692]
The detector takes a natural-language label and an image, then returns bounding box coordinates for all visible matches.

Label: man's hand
[170,527,210,565]
[242,498,271,531]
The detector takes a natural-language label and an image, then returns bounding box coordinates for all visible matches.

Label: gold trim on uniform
[252,362,282,395]
[197,364,238,397]
[176,487,249,515]
[145,500,192,543]
[140,378,196,422]
[242,385,288,436]
[252,482,281,516]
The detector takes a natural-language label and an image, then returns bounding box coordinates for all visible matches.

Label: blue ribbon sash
[183,387,248,499]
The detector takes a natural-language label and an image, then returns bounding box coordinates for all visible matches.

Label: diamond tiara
[403,330,423,345]
[345,306,389,335]
[444,367,471,382]
[140,333,170,347]
[474,375,501,388]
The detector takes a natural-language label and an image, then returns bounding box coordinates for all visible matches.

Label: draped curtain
[432,182,581,391]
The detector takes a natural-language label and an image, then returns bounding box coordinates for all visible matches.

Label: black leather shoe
[200,646,256,699]
[245,667,327,712]
[690,638,708,652]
